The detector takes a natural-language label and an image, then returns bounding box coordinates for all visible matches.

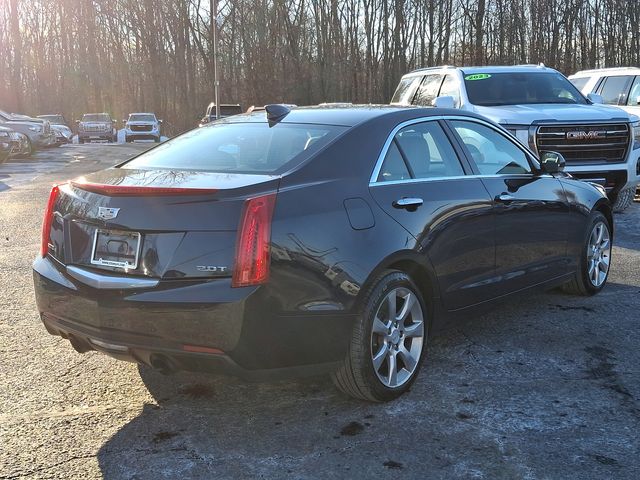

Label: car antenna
[264,104,291,125]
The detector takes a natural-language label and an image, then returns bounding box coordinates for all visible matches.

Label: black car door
[447,119,570,294]
[368,119,496,311]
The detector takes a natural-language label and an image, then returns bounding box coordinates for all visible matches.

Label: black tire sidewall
[358,271,429,401]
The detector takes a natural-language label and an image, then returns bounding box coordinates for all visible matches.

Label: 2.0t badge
[97,206,120,220]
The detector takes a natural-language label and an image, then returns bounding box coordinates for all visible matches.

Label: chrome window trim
[369,115,542,186]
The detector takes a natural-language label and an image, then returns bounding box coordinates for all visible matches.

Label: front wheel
[611,187,633,213]
[563,211,612,296]
[332,270,428,402]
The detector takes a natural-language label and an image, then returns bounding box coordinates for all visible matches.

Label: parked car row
[0,110,165,160]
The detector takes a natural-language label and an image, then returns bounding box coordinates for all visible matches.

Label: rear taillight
[232,193,277,288]
[40,185,60,257]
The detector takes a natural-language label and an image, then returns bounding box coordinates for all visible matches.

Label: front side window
[450,120,532,175]
[438,75,461,107]
[626,77,640,106]
[598,76,633,105]
[412,75,444,106]
[464,72,587,106]
[376,121,464,182]
[124,122,346,174]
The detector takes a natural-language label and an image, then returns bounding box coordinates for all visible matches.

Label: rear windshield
[129,114,156,122]
[122,122,347,174]
[83,114,110,122]
[464,72,588,106]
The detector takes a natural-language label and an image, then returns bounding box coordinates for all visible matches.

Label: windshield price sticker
[465,74,492,81]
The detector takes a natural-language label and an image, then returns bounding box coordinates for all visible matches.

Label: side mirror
[540,151,566,173]
[158,119,163,123]
[587,93,604,104]
[432,95,455,109]
[75,120,80,124]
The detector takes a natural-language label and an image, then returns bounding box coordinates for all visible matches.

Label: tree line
[0,0,638,134]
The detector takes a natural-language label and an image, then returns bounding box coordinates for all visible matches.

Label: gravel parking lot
[1,145,639,479]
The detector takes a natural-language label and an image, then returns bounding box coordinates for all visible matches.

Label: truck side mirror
[587,93,604,104]
[432,96,455,109]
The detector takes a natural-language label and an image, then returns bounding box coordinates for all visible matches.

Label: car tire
[563,211,612,296]
[611,188,634,213]
[125,136,130,143]
[154,136,160,143]
[19,138,34,157]
[79,137,84,144]
[331,270,429,402]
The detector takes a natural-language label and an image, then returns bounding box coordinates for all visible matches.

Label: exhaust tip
[149,354,177,375]
[68,335,92,354]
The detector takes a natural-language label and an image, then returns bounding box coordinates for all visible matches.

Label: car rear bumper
[33,256,352,378]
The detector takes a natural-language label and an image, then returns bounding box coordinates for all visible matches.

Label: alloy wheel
[587,221,611,287]
[370,287,425,388]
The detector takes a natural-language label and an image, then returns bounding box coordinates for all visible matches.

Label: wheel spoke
[404,321,424,338]
[398,345,417,372]
[598,259,609,272]
[372,316,389,335]
[592,263,599,284]
[596,225,604,244]
[396,292,416,324]
[387,352,398,386]
[372,343,389,371]
[600,238,610,251]
[386,293,397,320]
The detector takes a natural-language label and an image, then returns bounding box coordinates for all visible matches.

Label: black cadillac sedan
[33,105,613,402]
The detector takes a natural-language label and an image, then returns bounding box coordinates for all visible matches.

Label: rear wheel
[563,211,612,296]
[332,270,428,402]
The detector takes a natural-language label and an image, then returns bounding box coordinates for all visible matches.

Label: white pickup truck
[391,65,640,211]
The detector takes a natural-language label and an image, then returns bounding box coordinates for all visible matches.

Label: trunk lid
[49,168,279,280]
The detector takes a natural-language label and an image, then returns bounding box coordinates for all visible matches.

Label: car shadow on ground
[95,281,638,479]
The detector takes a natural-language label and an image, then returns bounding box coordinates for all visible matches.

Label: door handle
[393,197,423,210]
[495,193,515,202]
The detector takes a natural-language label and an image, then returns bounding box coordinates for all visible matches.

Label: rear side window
[391,77,421,104]
[377,142,411,182]
[376,121,464,182]
[450,120,532,175]
[569,77,589,91]
[412,75,444,106]
[123,123,346,174]
[598,76,633,105]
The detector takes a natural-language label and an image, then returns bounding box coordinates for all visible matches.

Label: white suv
[392,65,640,211]
[124,113,162,143]
[569,67,640,117]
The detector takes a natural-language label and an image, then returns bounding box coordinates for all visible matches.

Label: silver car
[0,109,56,153]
